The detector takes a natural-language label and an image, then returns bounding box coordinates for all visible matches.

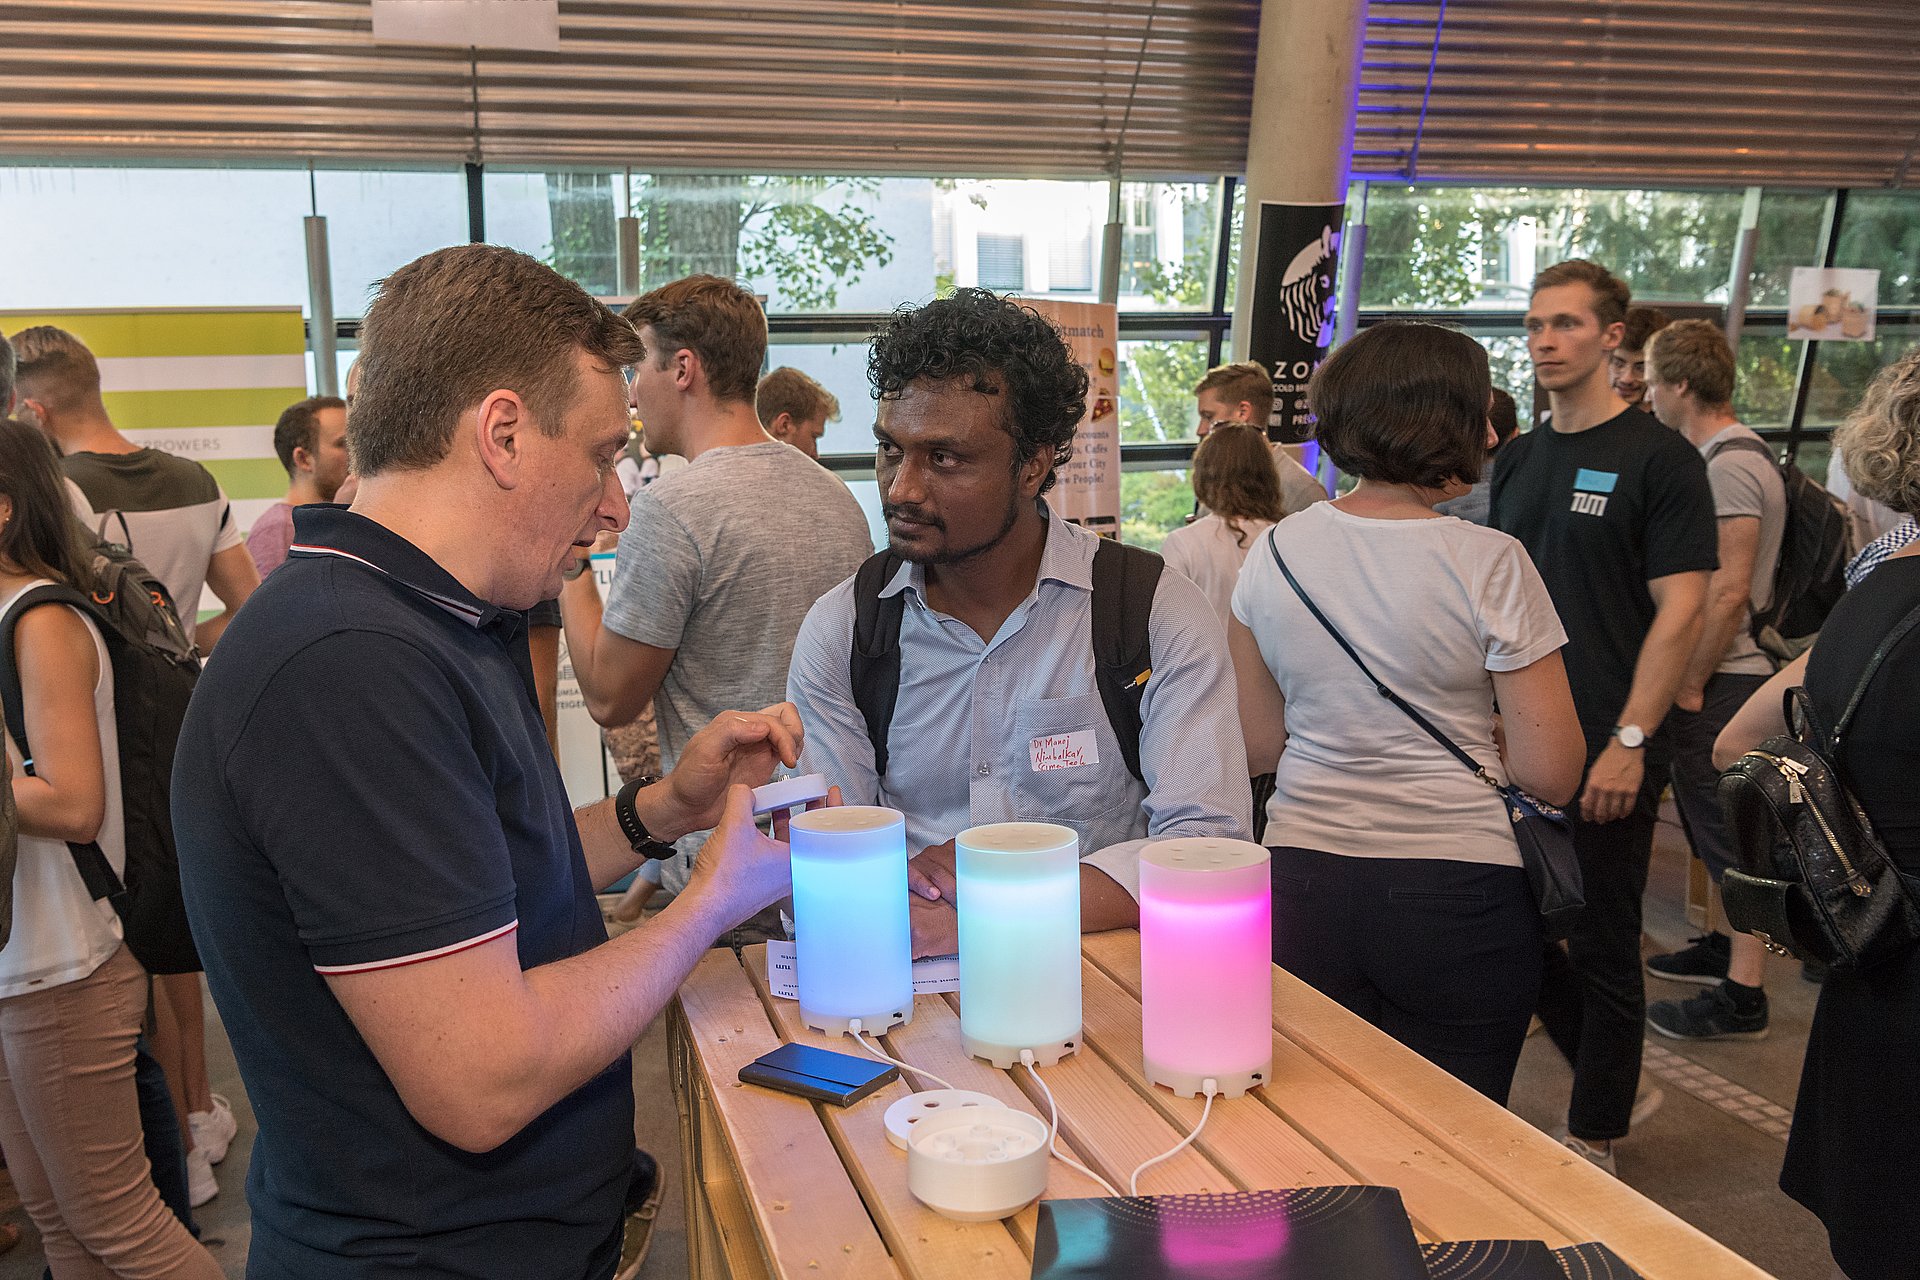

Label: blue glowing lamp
[955,821,1082,1067]
[789,806,914,1034]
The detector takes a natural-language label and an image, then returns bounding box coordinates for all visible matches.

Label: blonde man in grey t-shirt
[1642,319,1787,1041]
[561,277,870,895]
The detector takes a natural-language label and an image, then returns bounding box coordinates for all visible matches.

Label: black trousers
[1535,728,1673,1142]
[1270,845,1543,1105]
[1669,671,1771,883]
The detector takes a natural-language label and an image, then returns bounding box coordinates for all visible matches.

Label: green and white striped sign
[1,307,307,534]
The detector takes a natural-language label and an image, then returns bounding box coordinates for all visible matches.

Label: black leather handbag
[1717,603,1920,974]
[1267,535,1584,940]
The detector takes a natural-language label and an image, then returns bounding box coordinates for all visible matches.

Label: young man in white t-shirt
[1641,320,1787,1041]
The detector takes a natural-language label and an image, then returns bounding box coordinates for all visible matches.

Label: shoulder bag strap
[1831,597,1920,749]
[1265,529,1498,789]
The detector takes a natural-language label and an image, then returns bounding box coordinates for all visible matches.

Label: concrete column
[1230,0,1368,360]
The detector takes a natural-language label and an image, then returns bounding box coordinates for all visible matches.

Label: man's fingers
[752,702,806,767]
[905,863,943,901]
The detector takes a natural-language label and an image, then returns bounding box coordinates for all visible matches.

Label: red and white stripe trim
[313,919,518,975]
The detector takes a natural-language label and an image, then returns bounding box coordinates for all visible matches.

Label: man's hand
[683,784,793,928]
[655,705,804,839]
[1673,684,1706,714]
[905,839,958,904]
[910,893,958,959]
[1579,742,1645,825]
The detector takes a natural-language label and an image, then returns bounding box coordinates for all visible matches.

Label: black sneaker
[1647,982,1769,1041]
[1645,932,1731,987]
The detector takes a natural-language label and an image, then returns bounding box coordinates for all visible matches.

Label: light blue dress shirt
[786,509,1252,898]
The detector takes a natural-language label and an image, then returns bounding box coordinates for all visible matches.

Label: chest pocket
[1011,692,1134,842]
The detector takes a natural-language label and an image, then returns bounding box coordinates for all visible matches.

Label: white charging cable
[1128,1079,1218,1196]
[1018,1050,1121,1198]
[846,1019,958,1092]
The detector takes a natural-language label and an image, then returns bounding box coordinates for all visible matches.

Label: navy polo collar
[286,505,511,632]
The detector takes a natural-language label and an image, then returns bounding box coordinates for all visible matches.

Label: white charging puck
[905,1106,1050,1223]
[882,1090,1006,1151]
[751,773,830,816]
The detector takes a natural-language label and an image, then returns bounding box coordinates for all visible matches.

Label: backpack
[1707,436,1851,663]
[849,539,1161,781]
[1717,613,1920,974]
[0,538,204,975]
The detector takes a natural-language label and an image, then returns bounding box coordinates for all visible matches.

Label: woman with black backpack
[1714,347,1920,1280]
[0,417,220,1277]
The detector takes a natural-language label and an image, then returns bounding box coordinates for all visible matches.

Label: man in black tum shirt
[1492,259,1717,1173]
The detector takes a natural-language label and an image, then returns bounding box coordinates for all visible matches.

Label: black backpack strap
[848,550,909,779]
[0,584,129,909]
[1091,538,1161,783]
[0,584,92,772]
[1266,529,1498,788]
[1830,598,1920,749]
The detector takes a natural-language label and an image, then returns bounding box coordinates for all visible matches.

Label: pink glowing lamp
[1139,838,1272,1098]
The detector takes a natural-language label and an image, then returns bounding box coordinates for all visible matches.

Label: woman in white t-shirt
[0,419,221,1277]
[1228,324,1584,1105]
[1159,424,1285,625]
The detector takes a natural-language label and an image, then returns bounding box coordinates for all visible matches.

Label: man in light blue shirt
[786,289,1252,956]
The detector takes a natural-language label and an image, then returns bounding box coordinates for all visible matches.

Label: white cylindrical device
[1140,838,1273,1098]
[955,821,1082,1067]
[789,806,914,1035]
[905,1105,1050,1223]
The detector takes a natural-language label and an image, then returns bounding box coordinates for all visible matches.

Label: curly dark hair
[868,288,1087,496]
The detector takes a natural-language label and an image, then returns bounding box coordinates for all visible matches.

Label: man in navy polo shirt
[173,245,799,1279]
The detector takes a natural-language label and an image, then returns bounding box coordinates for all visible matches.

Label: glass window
[0,165,308,310]
[935,179,1221,311]
[1357,185,1800,310]
[1836,192,1920,308]
[1733,334,1800,429]
[1118,337,1208,444]
[315,169,468,313]
[1803,324,1920,429]
[1121,469,1194,553]
[764,337,879,458]
[484,171,930,313]
[1748,192,1830,307]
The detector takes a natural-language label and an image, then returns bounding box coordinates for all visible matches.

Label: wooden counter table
[667,931,1771,1280]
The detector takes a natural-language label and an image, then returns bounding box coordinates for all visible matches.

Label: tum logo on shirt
[1570,467,1618,517]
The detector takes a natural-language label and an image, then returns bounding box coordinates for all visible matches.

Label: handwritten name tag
[1030,730,1099,773]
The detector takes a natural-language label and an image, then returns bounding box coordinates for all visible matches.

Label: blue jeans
[135,1035,198,1237]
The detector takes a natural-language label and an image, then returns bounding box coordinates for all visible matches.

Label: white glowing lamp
[955,821,1082,1067]
[1140,838,1272,1098]
[789,806,914,1034]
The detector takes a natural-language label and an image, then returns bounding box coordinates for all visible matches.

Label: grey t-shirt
[1701,423,1787,676]
[603,440,871,887]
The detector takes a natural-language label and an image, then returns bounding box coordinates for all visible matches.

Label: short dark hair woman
[1228,323,1584,1105]
[0,418,222,1277]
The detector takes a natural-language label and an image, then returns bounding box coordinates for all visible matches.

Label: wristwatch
[613,774,677,860]
[1611,723,1648,749]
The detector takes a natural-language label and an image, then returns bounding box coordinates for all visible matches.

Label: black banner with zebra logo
[1245,200,1344,445]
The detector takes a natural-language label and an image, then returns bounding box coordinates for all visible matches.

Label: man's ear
[290,444,314,477]
[1600,320,1626,353]
[672,348,699,393]
[1018,448,1053,500]
[472,389,530,491]
[768,411,794,440]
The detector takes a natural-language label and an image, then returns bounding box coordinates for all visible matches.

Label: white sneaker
[189,1094,237,1165]
[1559,1133,1618,1176]
[187,1146,219,1208]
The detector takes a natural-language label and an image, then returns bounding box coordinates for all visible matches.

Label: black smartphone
[737,1042,898,1106]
